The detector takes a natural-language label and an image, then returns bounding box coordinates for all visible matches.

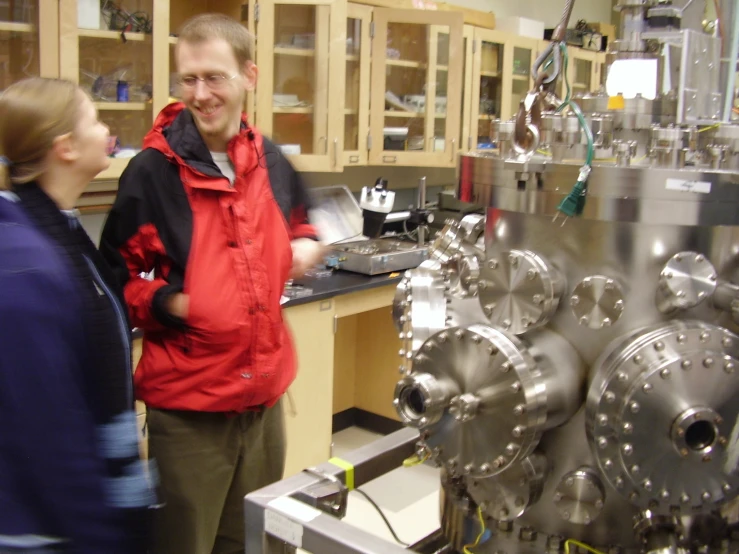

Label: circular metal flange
[656,252,717,313]
[633,510,684,548]
[552,467,606,525]
[405,324,548,478]
[570,276,626,329]
[467,453,548,522]
[397,261,448,359]
[394,373,453,428]
[478,250,565,335]
[443,244,484,299]
[430,221,466,264]
[586,320,739,515]
[458,214,486,244]
[392,272,411,332]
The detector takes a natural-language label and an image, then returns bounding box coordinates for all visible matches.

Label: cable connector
[553,177,588,226]
[577,164,591,183]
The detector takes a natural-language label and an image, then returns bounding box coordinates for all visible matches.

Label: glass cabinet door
[431,24,473,156]
[60,0,169,180]
[0,0,58,88]
[571,50,596,95]
[369,9,463,167]
[502,36,536,121]
[343,3,371,166]
[255,0,346,172]
[471,28,505,150]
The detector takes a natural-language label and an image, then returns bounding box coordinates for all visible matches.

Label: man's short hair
[177,13,254,67]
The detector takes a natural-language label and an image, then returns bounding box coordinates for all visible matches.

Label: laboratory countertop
[131,270,404,340]
[283,270,404,308]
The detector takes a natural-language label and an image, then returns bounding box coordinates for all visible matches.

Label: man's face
[176,38,256,150]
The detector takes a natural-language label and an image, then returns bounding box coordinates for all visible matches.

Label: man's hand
[289,238,326,279]
[166,292,189,319]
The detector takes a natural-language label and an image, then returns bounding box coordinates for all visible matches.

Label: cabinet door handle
[450,139,456,163]
[333,138,338,168]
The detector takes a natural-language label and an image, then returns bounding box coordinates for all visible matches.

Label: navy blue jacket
[0,191,153,553]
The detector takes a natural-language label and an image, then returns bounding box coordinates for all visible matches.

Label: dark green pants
[147,400,285,554]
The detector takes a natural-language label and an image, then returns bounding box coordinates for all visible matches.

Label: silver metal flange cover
[477,249,565,335]
[442,243,485,300]
[430,221,466,264]
[656,251,718,314]
[586,320,739,515]
[552,466,606,525]
[392,272,411,332]
[458,214,486,244]
[395,260,448,365]
[467,453,548,522]
[403,324,548,478]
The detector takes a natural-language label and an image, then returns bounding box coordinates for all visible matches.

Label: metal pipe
[244,429,419,553]
[417,176,427,246]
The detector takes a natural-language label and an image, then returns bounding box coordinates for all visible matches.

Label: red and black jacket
[100,103,317,412]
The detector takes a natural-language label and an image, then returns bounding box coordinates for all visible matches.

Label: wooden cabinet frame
[342,2,372,166]
[369,8,463,168]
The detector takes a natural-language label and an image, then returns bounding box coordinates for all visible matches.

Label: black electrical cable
[351,488,410,547]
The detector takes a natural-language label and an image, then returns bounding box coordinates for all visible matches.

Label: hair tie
[0,156,12,168]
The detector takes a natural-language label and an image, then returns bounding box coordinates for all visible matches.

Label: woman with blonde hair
[0,77,154,553]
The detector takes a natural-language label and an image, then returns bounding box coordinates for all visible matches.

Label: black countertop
[283,270,404,308]
[132,271,403,339]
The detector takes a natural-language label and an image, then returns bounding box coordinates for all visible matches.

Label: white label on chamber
[264,510,303,547]
[665,178,712,194]
[264,496,321,547]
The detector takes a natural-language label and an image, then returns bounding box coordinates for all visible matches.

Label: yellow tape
[328,457,355,490]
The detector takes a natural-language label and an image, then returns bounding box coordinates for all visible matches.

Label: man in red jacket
[100,13,324,554]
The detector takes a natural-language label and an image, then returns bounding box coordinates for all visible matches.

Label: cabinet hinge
[254,3,260,23]
[367,133,372,150]
[472,39,477,54]
[370,21,375,38]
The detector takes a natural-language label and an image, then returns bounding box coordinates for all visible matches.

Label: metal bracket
[297,467,349,519]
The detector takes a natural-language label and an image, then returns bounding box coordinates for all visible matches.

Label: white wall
[445,0,614,28]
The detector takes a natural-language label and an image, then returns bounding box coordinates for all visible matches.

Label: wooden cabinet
[504,34,538,123]
[343,2,372,167]
[538,40,607,102]
[50,0,610,185]
[0,0,59,86]
[282,299,336,478]
[369,8,463,167]
[569,47,601,96]
[60,0,170,181]
[466,27,506,151]
[254,0,346,172]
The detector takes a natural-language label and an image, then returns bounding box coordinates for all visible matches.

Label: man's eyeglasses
[178,74,238,89]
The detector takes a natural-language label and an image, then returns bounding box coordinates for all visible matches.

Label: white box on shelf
[495,16,545,40]
[78,0,103,30]
[279,144,301,155]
